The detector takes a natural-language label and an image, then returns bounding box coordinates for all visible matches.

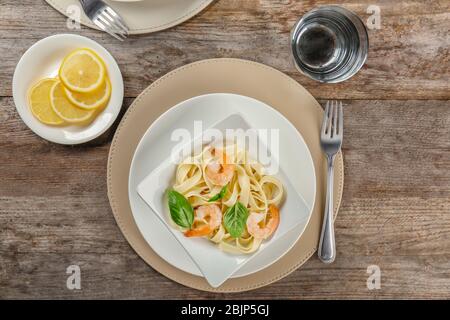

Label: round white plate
[13,34,124,145]
[46,0,214,35]
[128,93,316,278]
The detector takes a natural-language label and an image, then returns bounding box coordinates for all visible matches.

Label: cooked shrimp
[205,149,235,186]
[184,224,212,237]
[246,205,280,239]
[184,204,223,237]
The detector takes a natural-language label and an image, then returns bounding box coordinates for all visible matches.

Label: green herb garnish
[223,202,249,238]
[167,190,194,229]
[208,185,228,202]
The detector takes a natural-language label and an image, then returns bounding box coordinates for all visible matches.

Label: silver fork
[318,100,343,264]
[80,0,129,41]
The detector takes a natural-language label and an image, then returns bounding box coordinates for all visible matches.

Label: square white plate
[137,112,311,287]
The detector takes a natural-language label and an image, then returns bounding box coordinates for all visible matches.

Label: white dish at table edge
[128,93,316,286]
[137,112,310,287]
[12,34,124,145]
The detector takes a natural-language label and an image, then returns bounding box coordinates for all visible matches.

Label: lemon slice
[28,78,64,125]
[59,48,106,93]
[50,81,95,123]
[64,77,111,110]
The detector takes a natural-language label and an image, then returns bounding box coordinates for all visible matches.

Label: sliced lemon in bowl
[50,80,95,123]
[64,77,111,110]
[28,78,65,125]
[59,48,106,93]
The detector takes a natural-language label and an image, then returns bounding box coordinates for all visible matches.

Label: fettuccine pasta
[168,144,284,255]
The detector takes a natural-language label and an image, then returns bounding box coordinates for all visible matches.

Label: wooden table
[1,0,449,299]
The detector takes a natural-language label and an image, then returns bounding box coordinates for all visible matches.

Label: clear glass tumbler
[291,6,369,83]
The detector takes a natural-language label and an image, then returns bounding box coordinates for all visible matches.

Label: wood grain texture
[1,97,449,299]
[0,0,449,299]
[0,0,449,99]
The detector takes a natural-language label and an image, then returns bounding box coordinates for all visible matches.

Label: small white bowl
[12,34,124,145]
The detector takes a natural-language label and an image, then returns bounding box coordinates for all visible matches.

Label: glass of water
[291,6,369,83]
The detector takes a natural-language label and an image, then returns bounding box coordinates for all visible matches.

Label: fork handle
[318,155,336,264]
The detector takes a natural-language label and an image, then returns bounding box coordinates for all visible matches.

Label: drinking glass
[291,6,369,83]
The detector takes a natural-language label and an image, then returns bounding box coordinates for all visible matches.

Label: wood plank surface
[0,0,449,99]
[0,0,449,299]
[1,98,449,299]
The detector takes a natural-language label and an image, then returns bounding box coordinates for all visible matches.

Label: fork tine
[99,11,127,39]
[94,17,125,41]
[105,7,129,33]
[332,100,338,138]
[96,15,126,41]
[80,0,129,41]
[322,101,330,136]
[101,9,128,37]
[327,101,334,135]
[338,101,343,136]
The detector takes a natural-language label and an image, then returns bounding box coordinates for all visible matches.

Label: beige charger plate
[108,58,344,292]
[46,0,214,34]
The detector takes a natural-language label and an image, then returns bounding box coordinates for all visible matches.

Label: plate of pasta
[130,94,316,287]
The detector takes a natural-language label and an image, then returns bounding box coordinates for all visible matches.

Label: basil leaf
[208,185,228,202]
[167,190,194,229]
[223,202,249,238]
